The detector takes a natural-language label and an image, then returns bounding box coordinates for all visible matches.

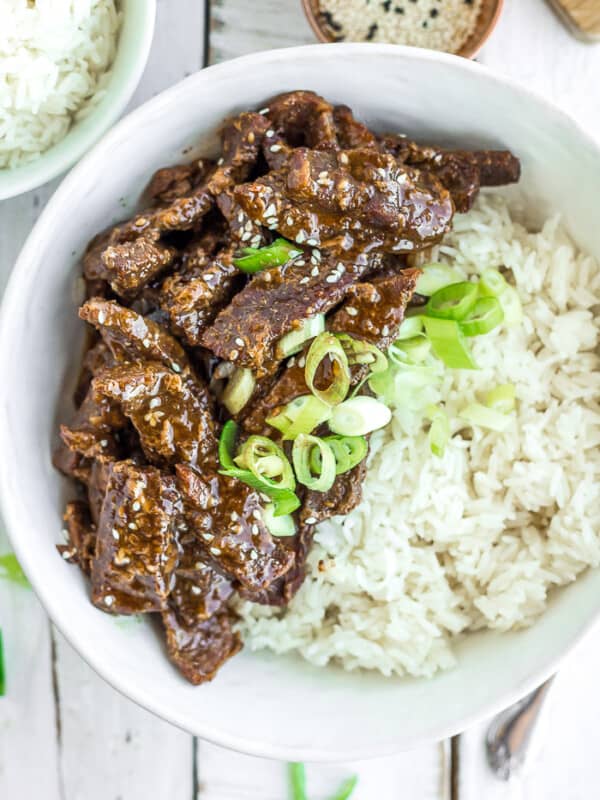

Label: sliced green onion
[0,554,29,588]
[388,335,431,365]
[310,435,368,475]
[292,434,337,492]
[327,775,359,800]
[0,630,4,696]
[499,285,523,327]
[479,268,508,298]
[267,395,332,440]
[329,396,392,436]
[233,238,300,273]
[415,262,464,296]
[459,403,513,432]
[426,282,478,321]
[422,317,477,369]
[486,383,516,413]
[218,422,300,516]
[261,505,296,538]
[275,314,325,360]
[460,297,504,337]
[234,435,296,491]
[218,419,239,471]
[425,404,450,457]
[335,334,388,373]
[305,332,351,407]
[222,367,255,415]
[396,316,424,340]
[289,763,308,800]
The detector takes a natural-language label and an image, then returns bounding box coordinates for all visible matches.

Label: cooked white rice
[0,0,121,169]
[237,194,600,678]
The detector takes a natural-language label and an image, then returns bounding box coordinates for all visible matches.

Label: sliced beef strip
[87,457,112,525]
[235,147,454,254]
[159,247,242,347]
[57,501,97,576]
[59,384,126,461]
[200,251,379,377]
[91,461,181,615]
[265,91,338,150]
[83,113,270,299]
[53,444,92,484]
[146,159,213,204]
[92,362,217,467]
[328,267,421,351]
[176,463,295,593]
[380,136,521,213]
[162,605,241,685]
[169,531,234,628]
[333,104,377,149]
[216,190,266,248]
[80,298,191,375]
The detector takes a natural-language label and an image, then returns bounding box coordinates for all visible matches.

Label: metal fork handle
[486,677,555,781]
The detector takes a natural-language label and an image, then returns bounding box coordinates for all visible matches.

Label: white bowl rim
[2,42,600,760]
[0,0,157,201]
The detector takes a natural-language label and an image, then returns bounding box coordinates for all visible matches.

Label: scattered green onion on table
[288,762,358,800]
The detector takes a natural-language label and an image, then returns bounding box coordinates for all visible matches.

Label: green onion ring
[292,434,336,492]
[460,297,504,337]
[425,282,479,321]
[305,332,351,407]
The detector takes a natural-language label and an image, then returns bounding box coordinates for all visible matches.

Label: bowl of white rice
[0,0,156,200]
[0,44,599,760]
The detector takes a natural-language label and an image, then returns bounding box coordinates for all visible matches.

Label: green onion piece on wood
[425,281,479,321]
[422,317,478,370]
[0,554,29,588]
[233,238,300,273]
[292,434,337,492]
[305,332,351,407]
[289,762,308,800]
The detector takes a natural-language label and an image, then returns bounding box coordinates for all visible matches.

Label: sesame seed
[149,397,161,408]
[61,550,74,560]
[249,549,258,560]
[346,307,358,317]
[247,131,255,143]
[337,263,346,274]
[195,561,203,569]
[231,511,239,521]
[264,203,277,217]
[112,528,119,540]
[128,522,137,530]
[299,276,310,284]
[191,586,202,596]
[250,235,262,247]
[237,210,245,223]
[318,171,329,179]
[266,217,278,226]
[297,356,306,368]
[210,547,222,556]
[382,325,390,336]
[251,524,259,535]
[104,595,115,607]
[244,220,253,232]
[288,356,296,367]
[97,311,106,325]
[229,349,239,360]
[270,144,282,152]
[171,362,181,373]
[266,129,275,137]
[201,533,214,542]
[143,337,150,348]
[377,167,387,177]
[326,274,339,283]
[252,509,262,520]
[310,266,319,277]
[100,439,108,448]
[296,230,307,244]
[286,215,294,226]
[258,107,270,115]
[235,337,245,347]
[305,516,317,525]
[312,249,321,261]
[132,501,141,511]
[289,249,303,258]
[241,231,252,242]
[339,153,349,165]
[263,272,272,282]
[306,237,319,246]
[134,217,147,227]
[295,259,305,266]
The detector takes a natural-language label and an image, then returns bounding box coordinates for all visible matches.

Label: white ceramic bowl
[1,44,600,761]
[0,0,156,200]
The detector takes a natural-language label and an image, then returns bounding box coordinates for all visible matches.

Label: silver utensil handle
[486,677,555,781]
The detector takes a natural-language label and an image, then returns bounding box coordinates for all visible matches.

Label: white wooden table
[1,1,599,797]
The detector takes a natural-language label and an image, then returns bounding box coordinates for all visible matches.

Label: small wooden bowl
[301,0,504,60]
